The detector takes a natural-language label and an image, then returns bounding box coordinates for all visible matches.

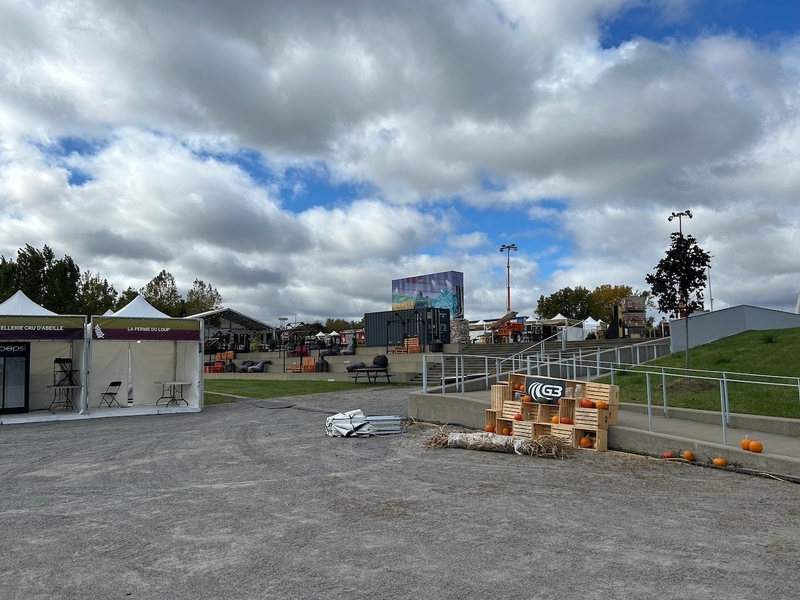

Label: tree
[536,286,593,320]
[79,271,118,316]
[184,279,222,316]
[588,284,634,323]
[645,230,711,370]
[140,270,183,316]
[0,245,81,313]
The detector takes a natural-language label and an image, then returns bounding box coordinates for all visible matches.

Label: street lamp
[499,244,518,313]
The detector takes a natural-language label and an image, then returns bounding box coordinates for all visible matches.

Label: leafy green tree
[0,256,17,301]
[325,318,352,332]
[0,245,80,313]
[140,270,183,316]
[645,231,711,370]
[79,271,118,316]
[588,284,633,323]
[184,279,222,316]
[42,254,81,314]
[536,286,593,320]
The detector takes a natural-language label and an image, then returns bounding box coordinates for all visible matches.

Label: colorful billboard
[391,271,464,318]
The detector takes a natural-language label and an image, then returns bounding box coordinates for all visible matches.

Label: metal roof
[187,308,275,331]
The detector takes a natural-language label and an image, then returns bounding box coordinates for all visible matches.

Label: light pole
[668,210,692,235]
[499,244,518,313]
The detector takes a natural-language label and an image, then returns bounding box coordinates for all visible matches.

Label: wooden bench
[348,368,392,383]
[393,336,420,354]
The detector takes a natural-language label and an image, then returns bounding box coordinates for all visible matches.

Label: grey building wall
[670,305,800,351]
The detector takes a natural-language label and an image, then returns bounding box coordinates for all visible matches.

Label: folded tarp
[325,409,405,437]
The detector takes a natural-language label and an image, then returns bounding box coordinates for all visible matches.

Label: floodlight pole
[499,244,518,313]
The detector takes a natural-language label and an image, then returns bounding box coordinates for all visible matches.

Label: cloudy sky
[2,0,800,325]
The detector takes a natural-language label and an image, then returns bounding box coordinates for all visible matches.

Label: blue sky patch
[601,0,800,49]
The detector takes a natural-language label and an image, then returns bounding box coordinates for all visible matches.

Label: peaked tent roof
[0,290,57,316]
[187,307,274,331]
[113,295,171,318]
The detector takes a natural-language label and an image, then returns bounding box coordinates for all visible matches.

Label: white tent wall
[174,339,202,407]
[87,311,203,412]
[87,340,130,408]
[26,340,88,413]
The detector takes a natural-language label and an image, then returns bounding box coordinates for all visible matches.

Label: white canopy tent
[88,296,203,411]
[0,290,88,414]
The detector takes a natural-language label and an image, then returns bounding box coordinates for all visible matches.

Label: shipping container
[364,308,451,348]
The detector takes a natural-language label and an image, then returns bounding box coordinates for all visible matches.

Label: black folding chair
[98,381,123,407]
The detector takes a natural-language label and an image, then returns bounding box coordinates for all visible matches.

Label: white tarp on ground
[325,409,405,437]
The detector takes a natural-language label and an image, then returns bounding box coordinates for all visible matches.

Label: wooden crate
[491,384,510,411]
[550,424,574,444]
[485,409,497,431]
[558,398,576,424]
[521,402,537,421]
[508,373,526,393]
[574,407,609,430]
[496,418,514,436]
[574,428,608,452]
[586,382,620,425]
[502,400,523,420]
[512,420,534,439]
[533,423,551,438]
[537,404,558,424]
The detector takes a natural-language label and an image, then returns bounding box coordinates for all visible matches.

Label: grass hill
[598,328,800,419]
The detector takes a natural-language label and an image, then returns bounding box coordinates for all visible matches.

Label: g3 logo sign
[526,378,566,402]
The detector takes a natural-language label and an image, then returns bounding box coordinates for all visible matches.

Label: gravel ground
[1,387,798,599]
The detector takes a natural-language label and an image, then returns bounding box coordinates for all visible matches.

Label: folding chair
[98,381,123,407]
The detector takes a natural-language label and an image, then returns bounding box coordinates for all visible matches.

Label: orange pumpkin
[740,437,751,451]
[485,424,495,433]
[748,440,763,453]
[682,450,695,461]
[579,436,593,448]
[712,457,728,467]
[580,399,595,409]
[595,401,609,410]
[551,415,559,424]
[522,394,532,403]
[501,427,511,436]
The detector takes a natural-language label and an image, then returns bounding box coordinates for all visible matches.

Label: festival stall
[0,291,88,414]
[88,296,203,412]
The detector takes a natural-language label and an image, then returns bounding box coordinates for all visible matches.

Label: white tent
[0,290,57,316]
[88,296,203,411]
[0,290,88,415]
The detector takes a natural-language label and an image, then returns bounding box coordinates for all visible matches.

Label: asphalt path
[1,387,798,599]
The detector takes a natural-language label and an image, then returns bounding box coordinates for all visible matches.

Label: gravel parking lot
[1,387,798,599]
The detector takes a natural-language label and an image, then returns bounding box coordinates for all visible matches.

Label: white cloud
[2,0,800,323]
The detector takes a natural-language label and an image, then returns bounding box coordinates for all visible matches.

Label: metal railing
[421,347,800,446]
[422,338,671,393]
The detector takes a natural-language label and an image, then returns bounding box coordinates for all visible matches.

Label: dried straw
[424,430,573,459]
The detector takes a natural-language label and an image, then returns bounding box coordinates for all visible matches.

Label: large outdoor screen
[391,271,464,318]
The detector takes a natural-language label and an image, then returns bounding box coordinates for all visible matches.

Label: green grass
[596,328,800,419]
[203,379,412,404]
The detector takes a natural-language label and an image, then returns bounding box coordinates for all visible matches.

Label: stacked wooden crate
[485,373,619,452]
